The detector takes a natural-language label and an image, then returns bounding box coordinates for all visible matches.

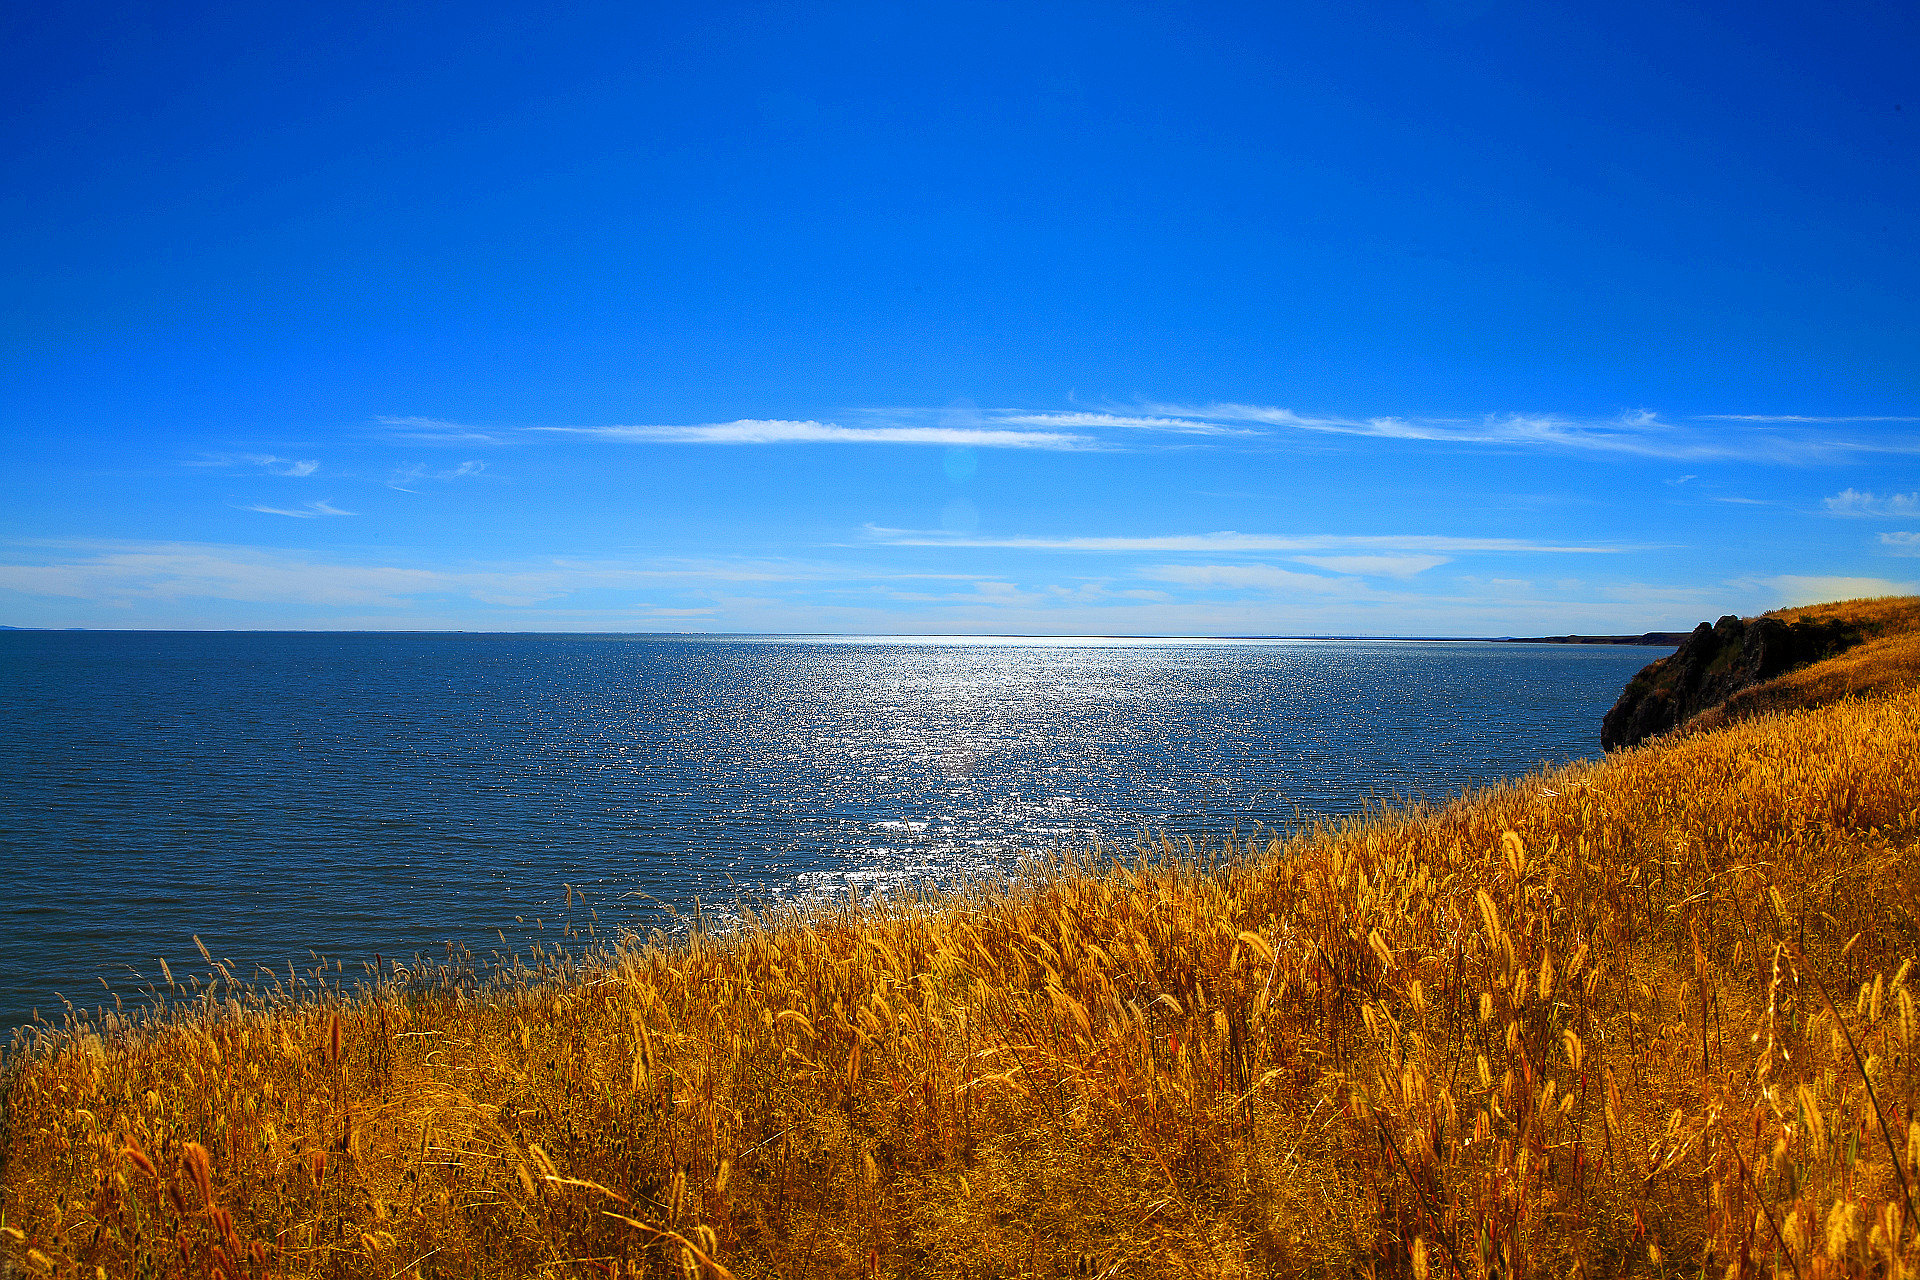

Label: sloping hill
[5,597,1920,1278]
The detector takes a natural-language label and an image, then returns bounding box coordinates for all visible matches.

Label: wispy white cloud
[861,526,1625,554]
[1824,488,1920,517]
[536,420,1096,450]
[374,416,508,444]
[988,411,1254,437]
[1697,414,1920,423]
[188,453,321,477]
[377,403,1920,461]
[389,460,486,490]
[1140,564,1363,594]
[1159,403,1701,453]
[237,500,355,518]
[1292,554,1451,577]
[1879,532,1920,556]
[1139,402,1920,462]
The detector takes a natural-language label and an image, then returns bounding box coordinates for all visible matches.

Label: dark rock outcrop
[1600,613,1863,750]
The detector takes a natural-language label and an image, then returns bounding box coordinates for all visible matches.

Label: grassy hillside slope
[5,599,1920,1279]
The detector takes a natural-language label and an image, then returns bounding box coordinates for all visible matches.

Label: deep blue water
[0,631,1661,1033]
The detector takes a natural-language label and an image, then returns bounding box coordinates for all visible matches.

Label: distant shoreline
[1498,632,1689,646]
[0,626,1688,643]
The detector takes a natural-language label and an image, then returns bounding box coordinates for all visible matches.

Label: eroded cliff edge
[1599,611,1861,750]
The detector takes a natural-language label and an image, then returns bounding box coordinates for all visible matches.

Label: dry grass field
[6,598,1920,1278]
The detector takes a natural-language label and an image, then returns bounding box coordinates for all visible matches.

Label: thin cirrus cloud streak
[533,420,1096,449]
[985,411,1257,437]
[373,416,509,444]
[374,407,1919,461]
[236,500,355,518]
[1134,403,1920,461]
[1698,415,1920,423]
[860,526,1629,554]
[1292,554,1453,577]
[187,453,321,476]
[1139,564,1372,595]
[389,460,486,490]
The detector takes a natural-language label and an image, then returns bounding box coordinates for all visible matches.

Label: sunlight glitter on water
[1,631,1660,1030]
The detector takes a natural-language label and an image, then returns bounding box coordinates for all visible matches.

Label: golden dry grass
[7,599,1920,1278]
[1770,595,1920,636]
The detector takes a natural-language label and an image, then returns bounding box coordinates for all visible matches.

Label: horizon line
[0,625,1686,643]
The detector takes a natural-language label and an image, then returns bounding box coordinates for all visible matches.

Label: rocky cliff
[1599,612,1863,750]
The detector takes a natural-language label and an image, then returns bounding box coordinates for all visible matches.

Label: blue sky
[3,0,1916,634]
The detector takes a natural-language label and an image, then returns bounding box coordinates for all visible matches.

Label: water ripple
[0,632,1653,1031]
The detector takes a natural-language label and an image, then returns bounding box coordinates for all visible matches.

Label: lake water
[0,631,1661,1033]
